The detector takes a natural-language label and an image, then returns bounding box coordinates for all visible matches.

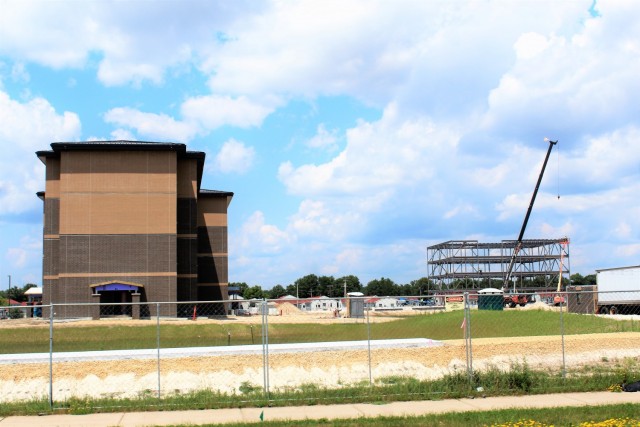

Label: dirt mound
[521,301,556,311]
[276,302,301,315]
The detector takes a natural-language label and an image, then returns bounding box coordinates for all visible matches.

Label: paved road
[0,392,638,427]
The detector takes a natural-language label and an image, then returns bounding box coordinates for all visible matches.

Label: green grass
[1,309,636,354]
[2,358,640,417]
[162,404,640,427]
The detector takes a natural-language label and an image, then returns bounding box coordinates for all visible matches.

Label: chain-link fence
[1,290,640,409]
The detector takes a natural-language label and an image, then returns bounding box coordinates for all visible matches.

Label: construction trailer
[596,266,640,315]
[566,285,596,314]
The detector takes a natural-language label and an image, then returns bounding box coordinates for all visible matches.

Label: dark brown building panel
[197,256,229,284]
[177,237,198,275]
[198,226,228,254]
[44,198,59,235]
[58,235,176,273]
[177,198,198,235]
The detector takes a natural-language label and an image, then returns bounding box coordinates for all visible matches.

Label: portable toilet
[478,288,504,311]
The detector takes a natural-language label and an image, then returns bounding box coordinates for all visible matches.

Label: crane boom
[503,138,558,291]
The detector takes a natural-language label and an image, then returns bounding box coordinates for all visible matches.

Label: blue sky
[1,0,639,290]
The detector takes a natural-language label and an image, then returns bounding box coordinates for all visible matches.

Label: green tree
[570,273,596,287]
[7,283,36,303]
[318,276,336,297]
[335,275,362,296]
[404,277,434,296]
[285,283,298,297]
[268,284,287,299]
[230,282,249,297]
[294,274,319,298]
[243,285,265,300]
[364,277,398,296]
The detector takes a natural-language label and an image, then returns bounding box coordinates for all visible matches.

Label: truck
[503,293,529,308]
[596,266,640,315]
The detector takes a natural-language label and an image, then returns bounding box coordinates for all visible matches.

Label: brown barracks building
[36,141,233,318]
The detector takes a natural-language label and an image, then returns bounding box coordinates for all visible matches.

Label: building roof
[199,189,234,197]
[595,265,640,273]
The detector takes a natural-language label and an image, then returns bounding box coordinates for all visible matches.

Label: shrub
[8,308,24,319]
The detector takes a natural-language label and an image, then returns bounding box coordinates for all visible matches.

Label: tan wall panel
[197,198,228,226]
[60,193,90,233]
[61,151,176,194]
[60,193,176,234]
[199,213,227,227]
[58,272,177,278]
[177,159,198,198]
[45,158,60,198]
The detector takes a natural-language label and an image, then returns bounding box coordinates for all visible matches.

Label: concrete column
[91,293,101,320]
[132,293,141,319]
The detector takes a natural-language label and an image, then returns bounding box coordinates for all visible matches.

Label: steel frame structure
[427,238,570,290]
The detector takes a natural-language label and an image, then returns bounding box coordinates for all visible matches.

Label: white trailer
[596,265,640,314]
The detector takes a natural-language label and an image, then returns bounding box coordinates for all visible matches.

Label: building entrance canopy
[90,281,144,292]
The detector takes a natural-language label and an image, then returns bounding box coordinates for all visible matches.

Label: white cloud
[616,244,640,257]
[0,91,81,215]
[306,124,339,150]
[278,103,459,198]
[5,233,41,269]
[104,107,197,142]
[10,62,29,83]
[6,247,27,268]
[110,128,137,141]
[0,0,257,86]
[181,95,277,130]
[235,211,292,255]
[213,139,256,174]
[514,32,550,60]
[105,95,277,142]
[483,2,640,138]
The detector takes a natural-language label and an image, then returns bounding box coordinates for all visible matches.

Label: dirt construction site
[2,303,640,403]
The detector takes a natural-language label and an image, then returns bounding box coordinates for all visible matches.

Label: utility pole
[8,275,11,306]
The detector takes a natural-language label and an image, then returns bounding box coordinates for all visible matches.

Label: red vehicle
[504,294,529,308]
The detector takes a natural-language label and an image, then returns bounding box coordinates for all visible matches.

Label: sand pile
[276,302,301,315]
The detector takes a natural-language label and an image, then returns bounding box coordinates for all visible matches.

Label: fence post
[261,299,270,398]
[49,303,54,409]
[366,304,372,386]
[560,299,566,379]
[157,302,161,399]
[464,292,473,384]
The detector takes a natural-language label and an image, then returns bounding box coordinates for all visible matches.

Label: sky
[1,0,639,291]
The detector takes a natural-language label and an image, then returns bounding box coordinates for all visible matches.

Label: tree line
[0,273,597,306]
[232,272,597,301]
[0,283,37,306]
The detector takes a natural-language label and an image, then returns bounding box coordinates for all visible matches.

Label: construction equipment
[503,138,558,300]
[553,238,569,306]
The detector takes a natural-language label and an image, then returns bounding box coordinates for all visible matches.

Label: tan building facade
[36,141,232,318]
